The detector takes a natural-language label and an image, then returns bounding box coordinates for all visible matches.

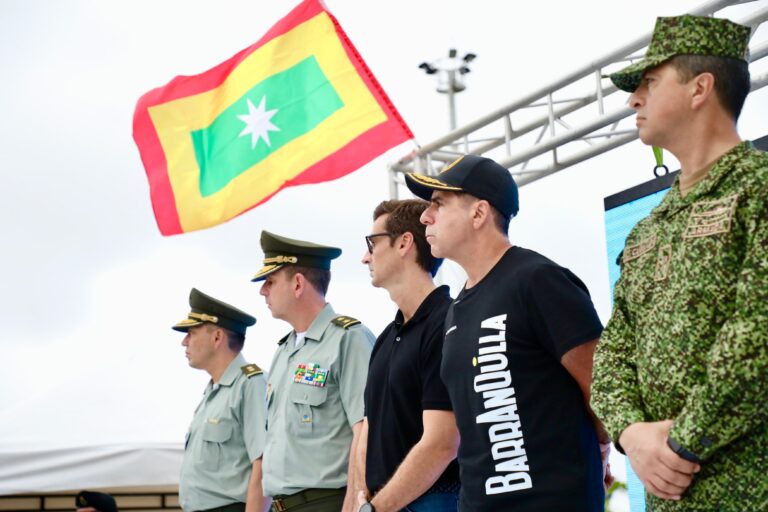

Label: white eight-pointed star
[237,96,280,149]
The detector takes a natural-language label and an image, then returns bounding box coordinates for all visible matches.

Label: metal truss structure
[388,0,768,197]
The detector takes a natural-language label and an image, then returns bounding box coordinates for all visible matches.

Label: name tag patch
[623,234,657,263]
[294,362,329,387]
[683,194,738,239]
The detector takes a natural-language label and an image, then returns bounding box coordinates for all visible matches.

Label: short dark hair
[373,199,443,276]
[668,54,750,120]
[283,265,331,296]
[452,192,510,236]
[224,328,245,352]
[490,206,510,235]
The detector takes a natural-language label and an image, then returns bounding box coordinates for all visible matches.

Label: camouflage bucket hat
[610,15,751,92]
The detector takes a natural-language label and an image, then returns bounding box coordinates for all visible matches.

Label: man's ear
[212,327,225,348]
[399,232,414,254]
[690,72,715,111]
[472,200,492,229]
[292,272,305,298]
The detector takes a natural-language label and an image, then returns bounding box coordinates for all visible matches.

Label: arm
[342,421,364,512]
[592,276,698,500]
[560,339,613,490]
[355,418,370,499]
[668,194,768,461]
[242,376,269,511]
[245,458,270,512]
[339,327,375,512]
[561,339,610,444]
[363,410,459,512]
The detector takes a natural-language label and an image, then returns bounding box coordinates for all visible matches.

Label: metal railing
[389,0,768,196]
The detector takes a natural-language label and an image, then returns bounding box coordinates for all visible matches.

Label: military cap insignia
[241,364,263,377]
[332,315,361,329]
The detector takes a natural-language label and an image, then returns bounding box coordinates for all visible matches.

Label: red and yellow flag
[133,0,413,235]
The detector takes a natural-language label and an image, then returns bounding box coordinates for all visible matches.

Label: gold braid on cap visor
[188,312,219,324]
[263,255,299,264]
[408,173,463,190]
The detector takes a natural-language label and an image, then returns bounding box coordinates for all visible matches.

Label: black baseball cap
[404,155,519,218]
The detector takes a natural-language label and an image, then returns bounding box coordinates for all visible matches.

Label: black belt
[198,503,246,512]
[271,487,346,512]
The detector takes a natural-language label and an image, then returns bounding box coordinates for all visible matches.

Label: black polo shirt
[442,247,604,512]
[364,285,460,493]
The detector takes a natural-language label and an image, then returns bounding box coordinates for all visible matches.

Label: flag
[133,0,413,235]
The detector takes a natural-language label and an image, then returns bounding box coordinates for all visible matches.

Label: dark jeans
[401,491,459,512]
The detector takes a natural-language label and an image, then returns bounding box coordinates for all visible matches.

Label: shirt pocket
[289,384,328,434]
[620,234,659,305]
[199,420,234,469]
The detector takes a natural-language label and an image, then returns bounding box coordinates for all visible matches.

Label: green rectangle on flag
[191,56,344,197]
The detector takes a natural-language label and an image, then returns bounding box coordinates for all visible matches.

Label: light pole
[419,49,476,131]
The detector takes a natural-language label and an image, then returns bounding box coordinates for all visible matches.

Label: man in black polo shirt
[404,156,611,512]
[355,199,461,512]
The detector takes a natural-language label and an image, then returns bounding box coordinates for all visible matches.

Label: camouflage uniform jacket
[592,142,768,511]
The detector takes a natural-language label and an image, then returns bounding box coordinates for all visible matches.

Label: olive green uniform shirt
[592,142,768,511]
[262,304,375,497]
[180,353,268,511]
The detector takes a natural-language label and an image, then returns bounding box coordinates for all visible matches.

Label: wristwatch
[667,437,701,464]
[358,501,375,512]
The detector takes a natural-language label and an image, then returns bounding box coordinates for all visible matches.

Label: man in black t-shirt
[404,155,612,512]
[355,199,461,512]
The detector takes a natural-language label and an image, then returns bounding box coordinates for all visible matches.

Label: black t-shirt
[441,247,604,512]
[364,285,460,493]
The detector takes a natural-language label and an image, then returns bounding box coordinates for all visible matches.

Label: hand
[619,420,700,500]
[600,442,615,491]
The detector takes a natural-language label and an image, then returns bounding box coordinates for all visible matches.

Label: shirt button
[395,337,401,342]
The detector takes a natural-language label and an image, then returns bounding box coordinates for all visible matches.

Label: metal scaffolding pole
[389,0,767,193]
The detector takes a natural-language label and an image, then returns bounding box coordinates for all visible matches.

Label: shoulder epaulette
[276,332,291,345]
[332,315,361,329]
[241,364,263,378]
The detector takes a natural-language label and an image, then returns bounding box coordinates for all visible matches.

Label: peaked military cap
[173,288,256,335]
[610,15,752,92]
[405,154,519,218]
[252,230,342,282]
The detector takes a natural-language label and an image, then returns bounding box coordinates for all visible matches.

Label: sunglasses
[365,232,394,253]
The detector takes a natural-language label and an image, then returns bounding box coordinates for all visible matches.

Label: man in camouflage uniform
[591,15,768,511]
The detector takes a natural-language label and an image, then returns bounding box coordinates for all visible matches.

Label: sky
[1,0,766,498]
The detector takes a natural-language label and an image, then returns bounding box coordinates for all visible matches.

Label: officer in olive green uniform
[175,288,269,512]
[591,15,768,511]
[252,231,375,512]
